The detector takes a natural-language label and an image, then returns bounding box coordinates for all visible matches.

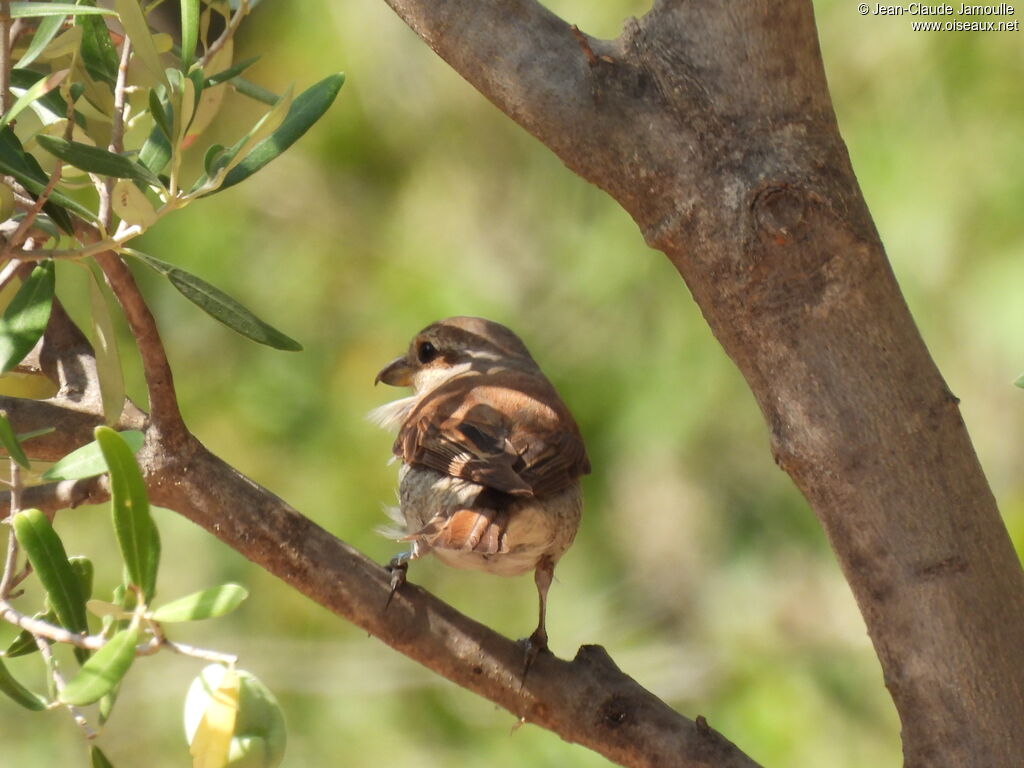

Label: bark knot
[752,184,807,245]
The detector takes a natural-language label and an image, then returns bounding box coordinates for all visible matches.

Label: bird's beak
[375,356,414,387]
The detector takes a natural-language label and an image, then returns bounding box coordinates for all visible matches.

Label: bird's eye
[417,341,438,364]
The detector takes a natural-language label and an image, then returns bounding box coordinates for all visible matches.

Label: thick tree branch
[0,393,762,768]
[377,0,1024,765]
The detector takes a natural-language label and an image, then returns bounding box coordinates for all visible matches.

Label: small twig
[97,38,133,229]
[0,2,11,116]
[149,620,238,665]
[200,0,249,68]
[0,459,21,597]
[34,636,97,739]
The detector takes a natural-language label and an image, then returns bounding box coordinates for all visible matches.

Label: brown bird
[370,316,590,656]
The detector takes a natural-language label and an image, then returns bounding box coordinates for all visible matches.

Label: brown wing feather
[395,370,589,497]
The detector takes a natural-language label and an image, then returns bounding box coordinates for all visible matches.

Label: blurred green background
[3,1,1022,765]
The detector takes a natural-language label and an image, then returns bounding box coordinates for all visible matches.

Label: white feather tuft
[366,395,417,431]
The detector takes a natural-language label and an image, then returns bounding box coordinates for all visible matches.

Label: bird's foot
[384,553,409,610]
[517,627,549,685]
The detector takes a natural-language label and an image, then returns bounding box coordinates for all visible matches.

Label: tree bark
[377,0,1024,764]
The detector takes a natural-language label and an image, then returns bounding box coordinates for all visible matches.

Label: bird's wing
[395,371,590,498]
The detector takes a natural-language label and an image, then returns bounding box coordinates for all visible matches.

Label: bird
[369,316,590,658]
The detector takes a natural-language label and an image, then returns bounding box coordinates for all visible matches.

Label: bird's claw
[384,555,409,610]
[517,628,549,685]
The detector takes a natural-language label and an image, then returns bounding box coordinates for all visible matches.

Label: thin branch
[97,39,133,229]
[34,636,97,739]
[0,1,11,116]
[199,0,248,68]
[0,459,21,597]
[94,251,187,443]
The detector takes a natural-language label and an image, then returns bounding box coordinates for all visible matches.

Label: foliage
[0,0,1019,767]
[0,2,341,765]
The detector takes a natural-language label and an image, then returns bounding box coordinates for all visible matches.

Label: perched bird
[370,316,590,655]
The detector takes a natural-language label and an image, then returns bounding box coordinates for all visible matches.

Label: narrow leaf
[11,510,89,637]
[41,429,144,481]
[180,0,200,70]
[91,746,116,768]
[16,13,66,68]
[129,252,302,351]
[4,609,57,657]
[17,427,56,442]
[0,127,91,229]
[87,599,133,620]
[88,265,127,424]
[0,69,68,130]
[110,177,158,228]
[70,556,95,602]
[1015,372,1024,389]
[11,3,117,18]
[10,68,75,126]
[0,261,55,374]
[152,584,248,623]
[96,426,158,601]
[36,135,162,187]
[77,10,120,87]
[218,73,344,192]
[12,3,117,17]
[60,626,138,706]
[205,56,259,88]
[0,657,48,710]
[113,0,168,88]
[0,411,30,468]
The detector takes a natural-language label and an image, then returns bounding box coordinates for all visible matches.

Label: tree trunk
[379,0,1024,763]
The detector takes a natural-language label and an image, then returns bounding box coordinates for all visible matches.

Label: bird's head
[374,316,539,395]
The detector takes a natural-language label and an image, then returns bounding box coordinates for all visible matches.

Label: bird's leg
[521,556,554,680]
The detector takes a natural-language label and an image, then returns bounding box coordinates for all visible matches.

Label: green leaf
[11,3,117,18]
[205,56,259,88]
[17,426,56,442]
[87,267,124,426]
[0,656,47,710]
[230,76,278,107]
[91,746,116,768]
[16,13,66,68]
[152,584,248,623]
[1015,373,1024,389]
[42,429,144,481]
[12,510,89,638]
[113,0,168,89]
[0,261,55,374]
[129,252,302,351]
[9,68,77,126]
[77,9,120,87]
[0,69,68,130]
[0,126,89,230]
[180,0,200,70]
[4,609,56,657]
[60,626,138,706]
[0,411,30,468]
[217,74,343,192]
[70,556,95,602]
[36,136,162,188]
[96,426,158,601]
